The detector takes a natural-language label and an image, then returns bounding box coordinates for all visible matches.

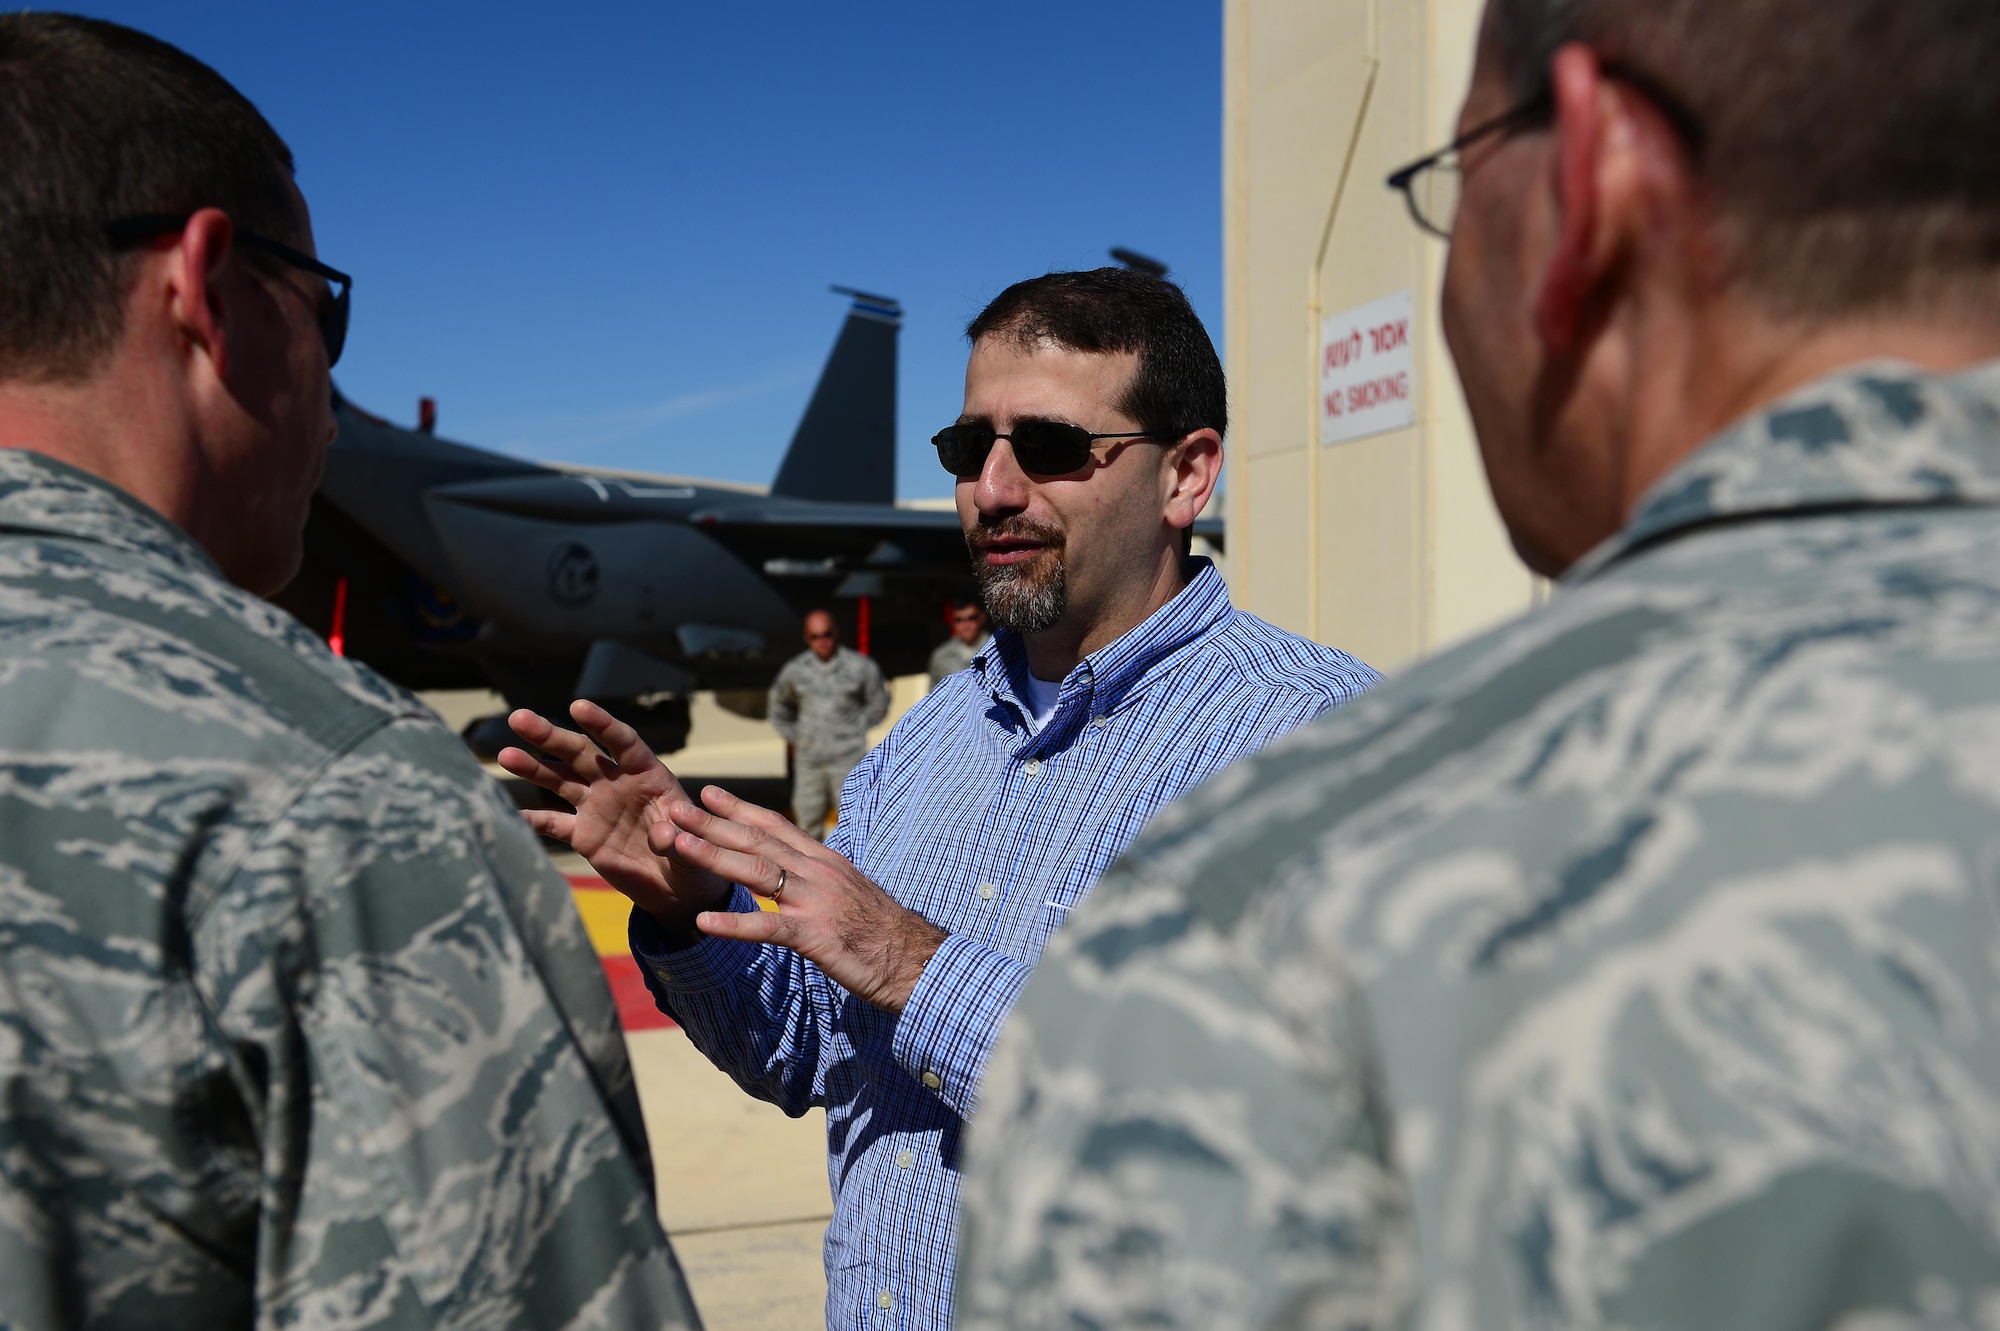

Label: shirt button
[1023,758,1042,776]
[877,1289,896,1310]
[1090,714,1108,730]
[976,881,997,902]
[896,1148,915,1169]
[921,1070,942,1090]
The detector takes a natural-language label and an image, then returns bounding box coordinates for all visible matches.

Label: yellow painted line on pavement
[570,881,632,955]
[571,879,777,959]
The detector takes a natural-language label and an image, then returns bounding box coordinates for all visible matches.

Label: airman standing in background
[769,607,889,839]
[927,597,991,690]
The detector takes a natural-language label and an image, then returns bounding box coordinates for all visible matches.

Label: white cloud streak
[465,362,817,458]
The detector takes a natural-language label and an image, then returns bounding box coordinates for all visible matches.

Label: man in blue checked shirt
[501,267,1380,1327]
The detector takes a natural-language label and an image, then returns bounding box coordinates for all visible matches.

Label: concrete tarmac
[632,1025,832,1326]
[557,839,833,1329]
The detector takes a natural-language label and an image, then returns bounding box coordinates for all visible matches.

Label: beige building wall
[1224,0,1541,675]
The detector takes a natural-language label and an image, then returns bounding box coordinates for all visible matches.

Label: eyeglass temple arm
[233,232,352,288]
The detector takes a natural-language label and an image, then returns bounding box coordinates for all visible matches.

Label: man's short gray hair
[1489,0,2000,320]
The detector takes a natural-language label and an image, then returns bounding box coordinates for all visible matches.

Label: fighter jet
[273,288,981,756]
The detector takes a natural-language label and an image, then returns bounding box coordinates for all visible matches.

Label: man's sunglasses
[932,418,1176,479]
[106,214,352,367]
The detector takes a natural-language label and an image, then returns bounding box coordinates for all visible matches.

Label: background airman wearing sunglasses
[926,596,990,690]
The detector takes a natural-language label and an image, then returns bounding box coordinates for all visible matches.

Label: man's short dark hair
[966,268,1228,441]
[1488,0,2000,319]
[0,13,297,382]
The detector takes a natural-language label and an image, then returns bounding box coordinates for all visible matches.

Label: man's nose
[974,437,1032,515]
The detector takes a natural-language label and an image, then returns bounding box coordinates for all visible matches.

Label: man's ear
[1533,44,1614,354]
[164,207,237,383]
[1162,428,1223,534]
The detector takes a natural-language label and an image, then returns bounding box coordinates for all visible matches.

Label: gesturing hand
[497,700,731,926]
[656,785,950,1013]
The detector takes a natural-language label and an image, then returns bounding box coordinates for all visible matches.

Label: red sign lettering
[1367,319,1410,355]
[1323,330,1364,372]
[1344,372,1410,414]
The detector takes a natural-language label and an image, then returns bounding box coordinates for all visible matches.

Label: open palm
[498,699,731,920]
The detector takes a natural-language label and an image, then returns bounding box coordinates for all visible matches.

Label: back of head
[1488,0,2000,321]
[0,12,296,383]
[967,267,1228,441]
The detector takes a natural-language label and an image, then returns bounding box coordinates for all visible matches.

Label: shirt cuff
[626,885,761,992]
[890,933,1031,1118]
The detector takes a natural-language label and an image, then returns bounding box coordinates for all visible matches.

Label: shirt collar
[973,557,1235,739]
[0,448,222,580]
[1568,359,2000,584]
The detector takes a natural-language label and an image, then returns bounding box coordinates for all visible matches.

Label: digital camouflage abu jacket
[768,644,890,766]
[959,361,2000,1330]
[0,450,701,1330]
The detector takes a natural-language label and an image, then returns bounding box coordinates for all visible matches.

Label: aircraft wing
[689,498,1224,549]
[687,499,962,530]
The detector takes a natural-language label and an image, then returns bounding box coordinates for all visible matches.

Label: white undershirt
[1020,673,1063,733]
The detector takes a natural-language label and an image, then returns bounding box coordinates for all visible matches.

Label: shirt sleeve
[832,728,1013,1118]
[627,886,840,1118]
[626,737,905,1120]
[889,933,1031,1118]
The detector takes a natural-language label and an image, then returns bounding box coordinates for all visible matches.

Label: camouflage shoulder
[1105,576,1705,938]
[958,853,1413,1330]
[197,713,697,1329]
[1603,360,2000,564]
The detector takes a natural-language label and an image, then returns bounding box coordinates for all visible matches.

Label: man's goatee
[967,518,1067,633]
[977,553,1067,633]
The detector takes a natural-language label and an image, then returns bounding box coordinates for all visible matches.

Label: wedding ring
[773,866,788,903]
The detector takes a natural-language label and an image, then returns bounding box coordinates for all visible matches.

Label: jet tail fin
[769,288,900,505]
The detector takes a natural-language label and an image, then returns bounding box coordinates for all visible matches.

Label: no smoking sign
[1320,289,1416,446]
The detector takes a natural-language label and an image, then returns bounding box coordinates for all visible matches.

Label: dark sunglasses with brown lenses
[932,417,1178,479]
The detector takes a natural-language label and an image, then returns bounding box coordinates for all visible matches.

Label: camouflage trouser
[792,756,859,841]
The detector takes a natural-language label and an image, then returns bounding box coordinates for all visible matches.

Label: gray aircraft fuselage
[272,291,979,754]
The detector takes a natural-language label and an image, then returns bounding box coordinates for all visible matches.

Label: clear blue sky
[75,1,1225,501]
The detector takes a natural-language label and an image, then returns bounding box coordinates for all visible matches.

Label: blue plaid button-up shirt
[631,561,1380,1328]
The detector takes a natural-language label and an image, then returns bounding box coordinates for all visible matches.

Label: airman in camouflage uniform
[959,0,2000,1325]
[0,450,701,1330]
[0,14,699,1329]
[769,610,890,838]
[961,363,2000,1328]
[927,601,990,692]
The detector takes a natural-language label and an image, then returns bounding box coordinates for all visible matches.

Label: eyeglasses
[932,418,1174,479]
[106,214,352,367]
[1386,61,1705,240]
[1386,91,1554,240]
